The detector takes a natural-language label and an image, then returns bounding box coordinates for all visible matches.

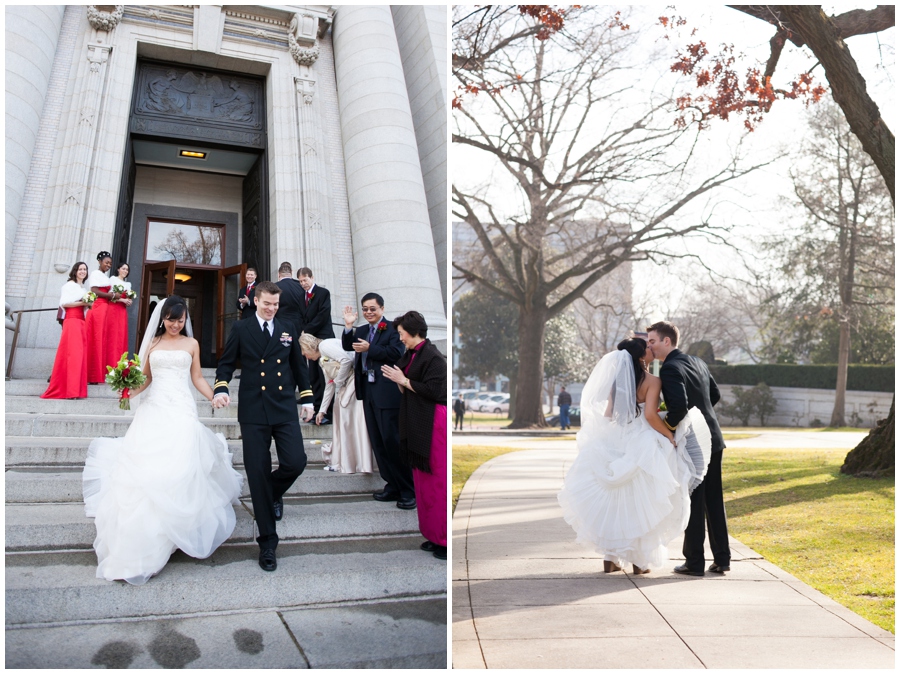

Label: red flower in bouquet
[105,352,147,410]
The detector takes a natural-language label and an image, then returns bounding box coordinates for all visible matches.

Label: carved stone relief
[86,5,124,32]
[136,66,262,127]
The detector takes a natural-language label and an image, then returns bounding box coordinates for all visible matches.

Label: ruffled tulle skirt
[83,400,243,585]
[558,408,710,570]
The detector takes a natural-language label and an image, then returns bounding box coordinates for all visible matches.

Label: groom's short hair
[646,321,679,346]
[256,280,281,297]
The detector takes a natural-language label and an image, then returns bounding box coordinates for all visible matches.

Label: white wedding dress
[83,349,243,585]
[557,350,711,570]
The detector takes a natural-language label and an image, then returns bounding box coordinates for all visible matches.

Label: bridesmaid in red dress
[85,251,121,384]
[105,262,134,370]
[42,262,90,399]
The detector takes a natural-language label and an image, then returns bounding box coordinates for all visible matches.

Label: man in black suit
[342,292,415,509]
[274,261,304,336]
[647,320,729,577]
[213,281,314,572]
[236,267,258,320]
[297,267,335,417]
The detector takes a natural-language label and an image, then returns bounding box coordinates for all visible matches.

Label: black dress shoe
[273,499,283,521]
[420,540,439,552]
[433,546,447,560]
[673,563,705,577]
[259,548,277,572]
[396,496,417,510]
[708,562,731,573]
[373,489,400,502]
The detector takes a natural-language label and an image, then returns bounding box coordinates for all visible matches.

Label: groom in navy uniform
[342,292,415,509]
[647,320,729,577]
[213,280,314,572]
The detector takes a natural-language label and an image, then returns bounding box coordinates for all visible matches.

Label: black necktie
[262,321,268,336]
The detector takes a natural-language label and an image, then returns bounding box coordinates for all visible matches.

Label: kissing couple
[558,320,730,576]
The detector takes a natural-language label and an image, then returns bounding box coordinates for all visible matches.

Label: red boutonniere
[376,321,387,332]
[308,292,314,300]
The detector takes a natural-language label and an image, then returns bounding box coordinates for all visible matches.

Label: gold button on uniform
[278,386,283,390]
[261,372,265,377]
[261,386,266,391]
[277,359,281,364]
[261,359,265,364]
[277,372,281,376]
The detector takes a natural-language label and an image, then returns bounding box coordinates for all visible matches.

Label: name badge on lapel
[280,333,292,347]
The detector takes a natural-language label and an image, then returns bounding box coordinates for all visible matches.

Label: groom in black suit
[214,281,314,572]
[342,292,415,509]
[647,320,729,577]
[297,267,334,417]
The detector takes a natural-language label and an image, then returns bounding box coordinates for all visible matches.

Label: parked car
[477,394,510,414]
[467,393,493,411]
[545,405,581,428]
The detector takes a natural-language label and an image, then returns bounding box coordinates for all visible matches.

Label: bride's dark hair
[617,336,648,395]
[154,295,189,338]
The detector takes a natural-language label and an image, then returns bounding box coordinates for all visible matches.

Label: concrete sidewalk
[452,449,894,669]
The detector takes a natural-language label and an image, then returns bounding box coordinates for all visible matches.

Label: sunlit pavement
[451,445,894,669]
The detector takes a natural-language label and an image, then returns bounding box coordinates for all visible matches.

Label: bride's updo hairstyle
[617,336,648,393]
[154,295,189,337]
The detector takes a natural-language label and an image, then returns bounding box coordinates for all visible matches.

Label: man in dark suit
[297,267,335,417]
[342,292,415,509]
[213,280,314,572]
[647,320,729,577]
[274,261,304,336]
[236,267,258,320]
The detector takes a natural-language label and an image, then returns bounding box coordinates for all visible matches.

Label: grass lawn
[723,448,894,633]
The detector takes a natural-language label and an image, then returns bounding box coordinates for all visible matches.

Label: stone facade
[5,5,448,376]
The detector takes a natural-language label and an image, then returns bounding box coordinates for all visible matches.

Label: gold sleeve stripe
[298,389,313,397]
[664,418,677,431]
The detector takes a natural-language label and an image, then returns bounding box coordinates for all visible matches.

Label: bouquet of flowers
[82,291,97,306]
[111,284,137,300]
[105,352,147,410]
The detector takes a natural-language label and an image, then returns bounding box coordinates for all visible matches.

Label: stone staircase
[5,370,447,668]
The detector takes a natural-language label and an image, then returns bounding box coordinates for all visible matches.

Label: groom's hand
[299,404,314,422]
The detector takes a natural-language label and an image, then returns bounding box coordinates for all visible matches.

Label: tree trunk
[830,318,850,426]
[841,398,894,477]
[510,306,549,428]
[779,5,895,203]
[507,371,518,421]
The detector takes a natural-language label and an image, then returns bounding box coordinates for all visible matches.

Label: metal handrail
[6,307,58,380]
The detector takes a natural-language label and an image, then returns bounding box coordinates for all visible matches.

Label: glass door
[216,263,246,359]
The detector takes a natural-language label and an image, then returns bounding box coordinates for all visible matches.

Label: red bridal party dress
[85,269,113,384]
[106,278,132,369]
[42,280,88,399]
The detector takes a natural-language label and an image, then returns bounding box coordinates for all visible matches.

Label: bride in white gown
[83,296,243,585]
[558,337,711,573]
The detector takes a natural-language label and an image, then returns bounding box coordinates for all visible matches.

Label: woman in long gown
[83,296,243,585]
[557,337,711,574]
[85,251,121,384]
[106,261,134,367]
[381,311,448,561]
[41,262,90,399]
[299,333,374,473]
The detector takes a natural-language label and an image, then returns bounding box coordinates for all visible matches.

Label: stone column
[332,5,446,341]
[5,6,66,270]
[52,40,113,273]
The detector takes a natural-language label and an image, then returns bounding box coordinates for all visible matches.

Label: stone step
[6,468,385,504]
[6,537,445,626]
[6,379,248,401]
[6,499,420,553]
[5,436,330,467]
[6,413,331,440]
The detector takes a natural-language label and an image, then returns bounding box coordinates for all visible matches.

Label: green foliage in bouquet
[105,352,147,410]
